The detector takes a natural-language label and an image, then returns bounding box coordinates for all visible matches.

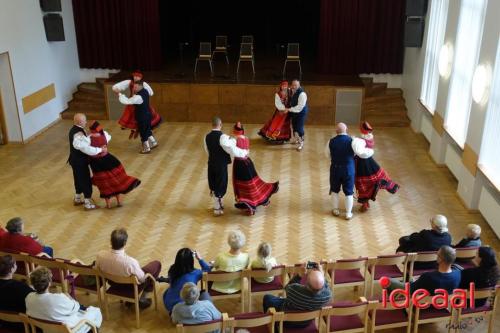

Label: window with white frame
[420,0,449,114]
[444,0,487,148]
[478,38,500,190]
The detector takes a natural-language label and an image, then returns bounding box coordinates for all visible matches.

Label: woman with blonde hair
[251,242,278,283]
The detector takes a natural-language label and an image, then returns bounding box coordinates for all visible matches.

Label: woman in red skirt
[258,81,292,143]
[232,122,279,215]
[112,71,162,139]
[88,121,141,208]
[355,122,400,212]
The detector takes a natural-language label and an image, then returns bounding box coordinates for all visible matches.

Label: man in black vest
[285,79,308,151]
[119,80,158,154]
[204,117,246,216]
[68,113,104,210]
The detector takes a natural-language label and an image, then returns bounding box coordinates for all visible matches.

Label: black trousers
[71,162,92,198]
[136,113,152,142]
[291,110,308,137]
[208,163,228,198]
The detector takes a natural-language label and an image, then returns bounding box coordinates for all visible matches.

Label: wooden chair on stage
[237,42,255,75]
[212,35,229,64]
[241,35,254,46]
[282,43,302,78]
[194,42,213,76]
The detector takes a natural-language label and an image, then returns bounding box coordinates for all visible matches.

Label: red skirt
[258,110,291,142]
[233,158,279,212]
[355,157,399,203]
[118,105,162,131]
[90,154,141,198]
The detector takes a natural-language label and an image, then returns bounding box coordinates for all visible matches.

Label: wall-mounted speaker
[406,0,428,17]
[43,14,65,42]
[404,17,425,47]
[40,0,61,12]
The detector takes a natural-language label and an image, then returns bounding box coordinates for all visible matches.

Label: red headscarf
[360,121,373,135]
[131,70,143,80]
[89,120,104,135]
[233,122,244,135]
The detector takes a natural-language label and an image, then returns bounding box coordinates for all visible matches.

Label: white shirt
[113,79,154,96]
[72,126,101,156]
[275,93,286,111]
[203,130,248,159]
[119,92,143,105]
[26,292,102,332]
[324,133,374,159]
[288,91,307,113]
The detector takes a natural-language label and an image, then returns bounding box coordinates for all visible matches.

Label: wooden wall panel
[161,84,190,104]
[307,86,335,106]
[190,85,219,105]
[158,104,189,122]
[245,86,275,106]
[22,83,55,114]
[189,104,220,121]
[219,85,245,105]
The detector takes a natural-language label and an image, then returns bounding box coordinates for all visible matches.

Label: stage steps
[61,78,108,120]
[361,77,410,127]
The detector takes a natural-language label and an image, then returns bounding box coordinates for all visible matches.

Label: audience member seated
[397,214,451,269]
[25,267,102,333]
[161,248,212,314]
[250,242,278,283]
[211,230,249,294]
[263,263,332,328]
[0,255,34,332]
[0,217,53,256]
[96,228,162,309]
[460,247,500,307]
[454,224,482,248]
[171,282,222,326]
[388,245,461,294]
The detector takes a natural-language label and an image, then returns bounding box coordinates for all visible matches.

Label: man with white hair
[171,282,221,325]
[397,214,452,254]
[68,113,105,210]
[325,122,374,220]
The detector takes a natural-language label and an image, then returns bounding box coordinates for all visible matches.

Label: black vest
[134,88,150,120]
[290,87,308,114]
[205,130,231,165]
[68,125,87,165]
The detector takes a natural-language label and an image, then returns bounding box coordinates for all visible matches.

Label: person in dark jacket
[454,224,482,248]
[397,214,452,252]
[460,247,499,307]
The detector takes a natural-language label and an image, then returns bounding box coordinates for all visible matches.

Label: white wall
[401,0,500,237]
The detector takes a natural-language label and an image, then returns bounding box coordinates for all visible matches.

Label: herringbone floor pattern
[0,120,498,332]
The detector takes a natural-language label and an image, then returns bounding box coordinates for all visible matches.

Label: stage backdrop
[72,0,162,70]
[317,0,406,74]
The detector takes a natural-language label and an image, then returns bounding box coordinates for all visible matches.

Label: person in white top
[283,79,308,151]
[325,123,374,220]
[25,267,102,333]
[68,113,106,211]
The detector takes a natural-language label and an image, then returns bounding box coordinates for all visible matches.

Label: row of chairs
[194,36,301,77]
[0,312,98,333]
[0,247,479,330]
[174,288,500,333]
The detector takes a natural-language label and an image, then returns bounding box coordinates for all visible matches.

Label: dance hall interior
[1,0,500,332]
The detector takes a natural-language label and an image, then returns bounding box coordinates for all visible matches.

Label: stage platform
[104,65,365,125]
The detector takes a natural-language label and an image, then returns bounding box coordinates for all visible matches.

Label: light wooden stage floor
[0,120,498,333]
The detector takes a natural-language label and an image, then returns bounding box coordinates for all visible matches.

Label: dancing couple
[259,79,308,151]
[113,71,161,154]
[326,122,399,220]
[68,113,140,210]
[205,117,279,216]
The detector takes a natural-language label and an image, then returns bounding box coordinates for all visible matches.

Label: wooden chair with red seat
[454,247,479,269]
[323,257,369,301]
[367,254,410,297]
[407,251,438,281]
[30,254,67,293]
[277,308,325,333]
[412,295,454,333]
[245,265,288,312]
[454,286,499,333]
[321,297,370,333]
[368,299,412,333]
[26,314,99,333]
[0,311,30,333]
[226,308,280,333]
[99,270,157,328]
[64,260,103,311]
[176,313,230,333]
[202,270,246,313]
[0,250,31,281]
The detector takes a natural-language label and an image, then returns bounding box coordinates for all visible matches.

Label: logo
[379,276,475,309]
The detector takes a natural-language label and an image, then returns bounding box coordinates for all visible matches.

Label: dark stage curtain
[318,0,405,74]
[72,0,162,70]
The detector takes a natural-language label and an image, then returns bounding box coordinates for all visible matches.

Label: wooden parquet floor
[0,120,498,333]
